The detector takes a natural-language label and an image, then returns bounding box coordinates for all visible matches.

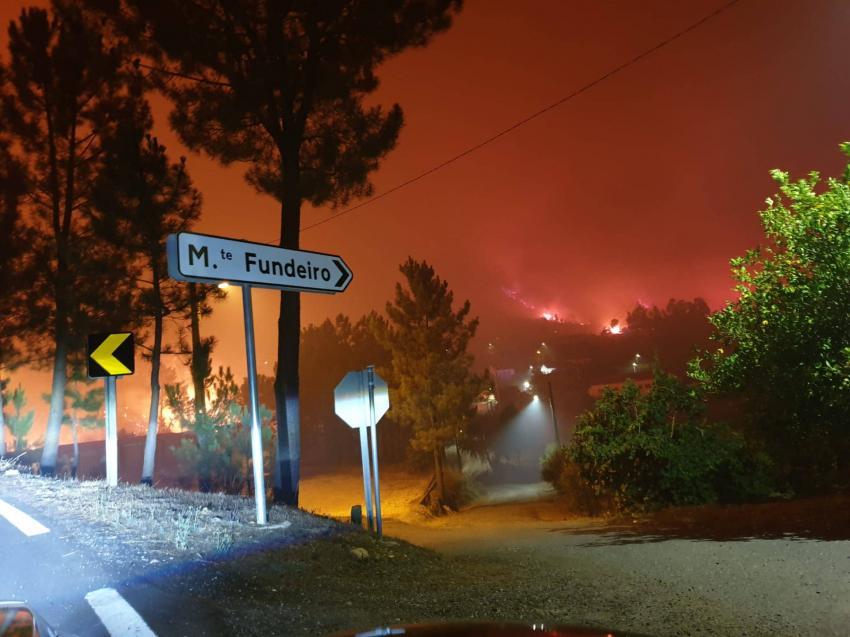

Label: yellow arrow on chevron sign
[90,333,132,376]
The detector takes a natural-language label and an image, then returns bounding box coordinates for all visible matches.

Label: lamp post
[539,365,561,445]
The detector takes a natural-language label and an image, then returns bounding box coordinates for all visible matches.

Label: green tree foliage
[90,0,463,505]
[0,135,30,456]
[384,258,483,507]
[168,366,272,494]
[544,369,772,513]
[690,147,850,492]
[1,2,144,474]
[616,298,713,377]
[627,298,711,335]
[92,115,203,485]
[299,313,395,468]
[5,384,35,452]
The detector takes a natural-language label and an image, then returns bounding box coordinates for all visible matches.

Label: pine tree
[2,3,144,474]
[7,384,35,453]
[384,258,482,508]
[88,0,462,505]
[92,115,202,485]
[0,134,30,457]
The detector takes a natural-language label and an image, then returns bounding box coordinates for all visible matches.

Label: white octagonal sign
[334,370,389,429]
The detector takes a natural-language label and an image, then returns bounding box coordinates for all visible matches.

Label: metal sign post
[87,332,135,488]
[334,368,389,536]
[366,366,383,538]
[241,285,267,525]
[104,377,118,487]
[358,408,375,531]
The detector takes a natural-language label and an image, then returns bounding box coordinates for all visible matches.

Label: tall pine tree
[0,134,30,457]
[92,115,202,485]
[2,3,144,474]
[89,0,462,505]
[384,258,481,508]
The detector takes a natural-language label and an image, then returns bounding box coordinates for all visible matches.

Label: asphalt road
[384,505,850,636]
[0,492,224,636]
[4,478,849,637]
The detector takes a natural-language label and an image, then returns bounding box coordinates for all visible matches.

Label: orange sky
[4,0,850,439]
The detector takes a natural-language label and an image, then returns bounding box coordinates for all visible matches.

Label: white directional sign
[167,231,353,293]
[334,370,389,429]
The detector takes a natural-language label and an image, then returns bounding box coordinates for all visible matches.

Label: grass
[0,468,340,560]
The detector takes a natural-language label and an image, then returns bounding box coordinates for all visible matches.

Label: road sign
[166,232,354,525]
[87,332,134,487]
[167,231,353,294]
[334,370,389,429]
[334,367,389,537]
[87,333,134,378]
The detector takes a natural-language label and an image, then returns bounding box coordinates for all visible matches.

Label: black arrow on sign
[333,259,351,288]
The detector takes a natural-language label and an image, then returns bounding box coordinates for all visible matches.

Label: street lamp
[538,365,561,445]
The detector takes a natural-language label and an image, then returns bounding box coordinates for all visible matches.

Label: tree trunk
[188,282,211,492]
[141,273,164,485]
[188,283,206,417]
[71,416,78,480]
[272,159,302,506]
[42,107,75,476]
[41,317,68,476]
[433,445,446,504]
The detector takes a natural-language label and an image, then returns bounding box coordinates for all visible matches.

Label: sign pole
[358,397,375,531]
[105,376,118,487]
[547,380,561,445]
[241,285,267,525]
[366,366,382,538]
[333,367,388,534]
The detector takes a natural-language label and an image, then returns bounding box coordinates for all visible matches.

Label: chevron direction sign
[87,332,135,378]
[167,231,353,294]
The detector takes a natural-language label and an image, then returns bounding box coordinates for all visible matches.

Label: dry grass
[0,466,340,560]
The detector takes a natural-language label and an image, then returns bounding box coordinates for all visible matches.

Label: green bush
[168,367,272,494]
[543,368,773,513]
[541,447,608,515]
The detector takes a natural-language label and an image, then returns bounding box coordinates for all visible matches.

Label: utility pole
[547,380,561,445]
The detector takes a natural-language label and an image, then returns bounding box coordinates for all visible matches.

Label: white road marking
[0,498,50,536]
[85,588,157,637]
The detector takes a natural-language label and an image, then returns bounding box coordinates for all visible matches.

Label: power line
[300,0,741,234]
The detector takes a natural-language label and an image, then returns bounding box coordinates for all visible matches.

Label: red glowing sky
[4,1,850,432]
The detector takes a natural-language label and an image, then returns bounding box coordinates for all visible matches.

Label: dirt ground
[300,466,432,522]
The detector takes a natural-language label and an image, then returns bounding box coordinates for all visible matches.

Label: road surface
[0,492,224,636]
[3,474,849,636]
[384,501,850,636]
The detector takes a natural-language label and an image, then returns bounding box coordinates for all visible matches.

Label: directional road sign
[87,333,134,378]
[167,231,353,293]
[334,370,389,429]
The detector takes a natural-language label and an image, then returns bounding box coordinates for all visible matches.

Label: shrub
[168,367,272,494]
[543,368,774,513]
[541,447,608,515]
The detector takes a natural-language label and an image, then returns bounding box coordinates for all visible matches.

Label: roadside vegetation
[0,457,336,558]
[544,150,850,514]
